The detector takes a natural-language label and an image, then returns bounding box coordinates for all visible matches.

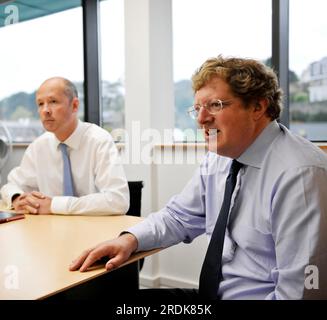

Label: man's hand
[12,191,52,215]
[69,233,138,272]
[33,193,52,214]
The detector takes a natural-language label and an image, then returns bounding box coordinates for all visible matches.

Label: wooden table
[0,214,159,300]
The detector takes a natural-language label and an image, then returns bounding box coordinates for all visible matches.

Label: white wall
[125,145,208,288]
[148,145,207,288]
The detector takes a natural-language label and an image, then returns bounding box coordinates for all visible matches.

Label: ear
[252,98,268,121]
[72,97,79,113]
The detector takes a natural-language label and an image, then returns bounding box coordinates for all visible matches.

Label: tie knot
[59,143,68,154]
[230,159,243,176]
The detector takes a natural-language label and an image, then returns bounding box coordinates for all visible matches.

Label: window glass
[172,0,272,141]
[289,0,327,141]
[0,2,83,142]
[100,0,125,138]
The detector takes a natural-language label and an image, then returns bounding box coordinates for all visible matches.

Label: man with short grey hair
[1,77,129,215]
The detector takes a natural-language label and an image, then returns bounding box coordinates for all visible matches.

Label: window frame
[3,0,327,143]
[82,0,102,125]
[272,0,289,127]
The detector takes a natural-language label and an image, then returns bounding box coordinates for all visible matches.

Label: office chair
[126,181,144,271]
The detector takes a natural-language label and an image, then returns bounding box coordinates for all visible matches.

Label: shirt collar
[54,120,84,150]
[237,120,282,169]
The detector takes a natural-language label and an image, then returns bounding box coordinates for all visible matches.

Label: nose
[197,106,212,125]
[41,103,51,114]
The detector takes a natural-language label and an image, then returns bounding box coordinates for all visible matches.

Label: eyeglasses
[187,99,233,119]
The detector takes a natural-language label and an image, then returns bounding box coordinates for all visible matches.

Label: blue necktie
[59,143,75,196]
[199,159,243,300]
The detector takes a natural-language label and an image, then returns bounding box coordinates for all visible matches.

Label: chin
[207,141,231,158]
[42,124,55,133]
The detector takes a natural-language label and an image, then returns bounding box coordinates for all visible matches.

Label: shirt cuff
[10,193,21,209]
[51,196,71,214]
[3,189,23,209]
[126,221,156,252]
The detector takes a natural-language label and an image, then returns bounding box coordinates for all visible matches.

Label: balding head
[38,77,78,102]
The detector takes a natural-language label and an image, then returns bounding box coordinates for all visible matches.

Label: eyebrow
[195,98,232,104]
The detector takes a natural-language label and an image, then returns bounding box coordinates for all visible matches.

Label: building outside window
[289,0,327,141]
[2,0,327,143]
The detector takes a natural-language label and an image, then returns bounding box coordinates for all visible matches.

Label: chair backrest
[126,181,145,271]
[126,181,144,217]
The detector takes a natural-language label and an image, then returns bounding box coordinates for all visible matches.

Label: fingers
[70,242,121,272]
[16,198,39,214]
[18,193,28,200]
[69,238,134,273]
[24,205,39,215]
[78,245,110,272]
[31,191,46,199]
[34,197,52,215]
[24,195,41,209]
[14,193,47,214]
[69,247,94,271]
[14,202,37,214]
[105,253,126,272]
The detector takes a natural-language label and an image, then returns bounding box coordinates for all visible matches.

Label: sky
[0,0,125,98]
[1,0,327,99]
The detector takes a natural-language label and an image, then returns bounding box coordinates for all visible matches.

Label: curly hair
[191,55,283,120]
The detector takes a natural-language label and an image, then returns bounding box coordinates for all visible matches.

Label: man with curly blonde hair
[71,56,327,301]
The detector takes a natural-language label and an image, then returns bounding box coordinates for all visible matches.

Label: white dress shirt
[1,120,129,215]
[128,120,327,299]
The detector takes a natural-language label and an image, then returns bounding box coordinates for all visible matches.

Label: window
[0,1,83,142]
[172,0,272,141]
[100,0,125,136]
[289,0,327,141]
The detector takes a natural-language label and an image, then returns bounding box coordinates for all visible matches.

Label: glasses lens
[208,100,222,114]
[187,108,196,119]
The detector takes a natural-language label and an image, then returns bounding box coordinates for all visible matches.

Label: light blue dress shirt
[128,120,327,299]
